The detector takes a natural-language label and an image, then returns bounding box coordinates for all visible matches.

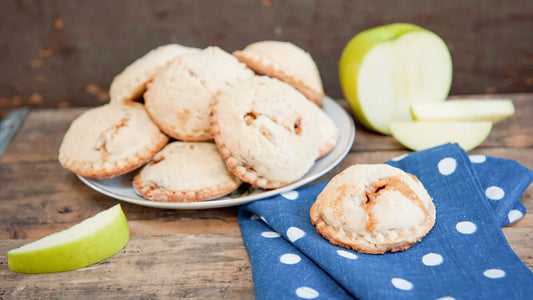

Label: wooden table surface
[0,93,531,299]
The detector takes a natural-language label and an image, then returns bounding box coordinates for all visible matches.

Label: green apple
[8,204,129,273]
[340,23,453,135]
[411,99,515,123]
[390,121,492,151]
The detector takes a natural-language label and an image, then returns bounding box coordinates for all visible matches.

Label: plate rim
[77,97,355,209]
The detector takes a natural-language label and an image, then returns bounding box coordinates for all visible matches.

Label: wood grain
[0,94,531,298]
[0,234,254,299]
[1,0,532,109]
[2,93,532,164]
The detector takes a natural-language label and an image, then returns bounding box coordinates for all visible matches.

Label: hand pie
[311,164,436,254]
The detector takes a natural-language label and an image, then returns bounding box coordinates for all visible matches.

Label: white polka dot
[391,278,413,291]
[250,214,260,220]
[437,297,456,300]
[391,154,408,161]
[260,216,268,224]
[485,186,505,200]
[508,209,524,224]
[422,253,443,266]
[337,250,358,259]
[438,157,457,175]
[469,155,486,163]
[281,191,299,200]
[280,253,301,265]
[287,227,306,242]
[295,287,319,299]
[483,269,506,279]
[261,231,280,238]
[456,221,477,234]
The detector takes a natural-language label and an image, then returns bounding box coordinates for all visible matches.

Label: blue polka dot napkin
[238,144,533,299]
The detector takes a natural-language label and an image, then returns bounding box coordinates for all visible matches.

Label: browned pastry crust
[132,142,241,202]
[210,77,321,189]
[132,173,239,203]
[58,103,169,179]
[310,164,436,254]
[60,134,168,179]
[311,200,436,254]
[234,52,324,106]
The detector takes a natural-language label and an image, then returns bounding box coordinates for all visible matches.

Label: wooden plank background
[1,0,533,111]
[0,94,531,298]
[0,94,531,241]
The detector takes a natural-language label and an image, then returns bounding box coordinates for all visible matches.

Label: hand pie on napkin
[311,164,436,254]
[238,144,533,299]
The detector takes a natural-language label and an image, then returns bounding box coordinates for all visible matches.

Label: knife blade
[0,107,29,157]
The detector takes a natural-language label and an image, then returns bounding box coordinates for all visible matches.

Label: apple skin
[339,23,452,134]
[8,205,130,274]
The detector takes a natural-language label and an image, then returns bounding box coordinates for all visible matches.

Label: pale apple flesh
[8,204,129,273]
[390,121,492,151]
[411,99,515,123]
[340,23,452,135]
[357,32,452,134]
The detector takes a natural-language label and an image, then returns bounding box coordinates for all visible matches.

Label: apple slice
[8,204,129,273]
[390,121,492,151]
[340,23,452,135]
[411,99,515,123]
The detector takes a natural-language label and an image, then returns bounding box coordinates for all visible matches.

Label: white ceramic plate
[77,97,355,209]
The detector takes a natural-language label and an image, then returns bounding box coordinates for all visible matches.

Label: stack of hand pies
[59,42,339,202]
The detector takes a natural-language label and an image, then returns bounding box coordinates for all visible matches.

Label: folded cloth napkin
[238,144,533,299]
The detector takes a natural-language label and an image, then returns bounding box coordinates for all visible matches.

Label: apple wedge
[8,204,129,273]
[340,23,452,135]
[390,121,492,151]
[411,99,515,123]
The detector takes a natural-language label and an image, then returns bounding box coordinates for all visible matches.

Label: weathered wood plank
[0,230,530,299]
[0,107,85,164]
[502,227,533,270]
[0,228,529,299]
[0,160,243,240]
[2,93,532,164]
[1,148,531,237]
[0,93,531,299]
[0,234,255,299]
[0,161,530,298]
[1,0,532,109]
